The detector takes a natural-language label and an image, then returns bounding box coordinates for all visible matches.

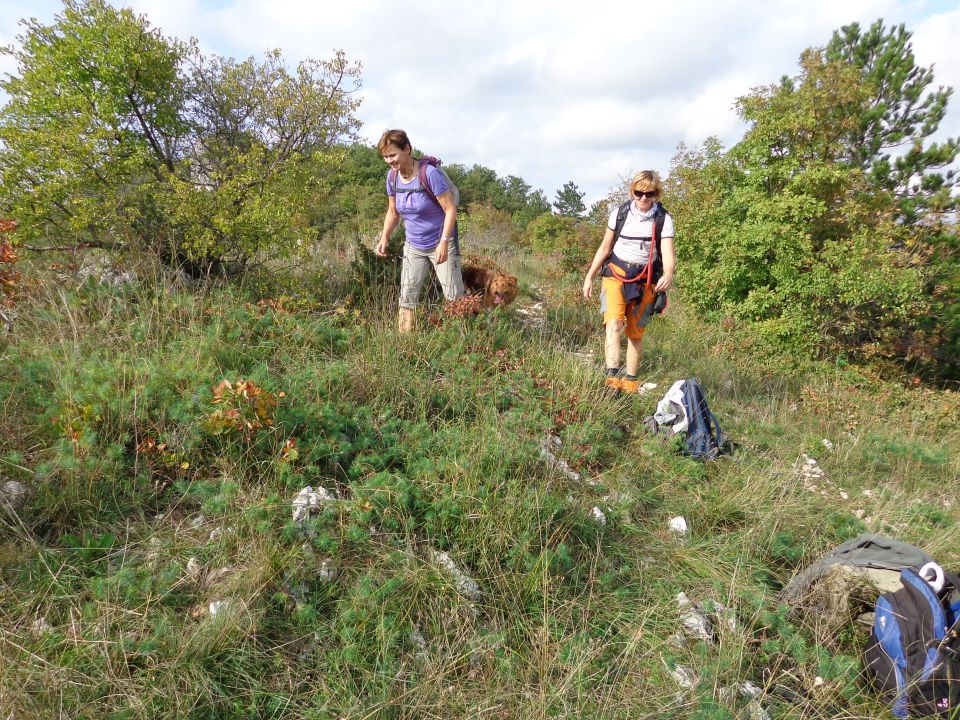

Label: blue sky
[2,0,958,204]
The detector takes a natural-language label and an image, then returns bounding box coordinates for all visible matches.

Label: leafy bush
[526,212,577,255]
[348,231,404,303]
[459,202,521,249]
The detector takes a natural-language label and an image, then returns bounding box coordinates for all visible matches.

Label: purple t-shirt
[386,164,449,251]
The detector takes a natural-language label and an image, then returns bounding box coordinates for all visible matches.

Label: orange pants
[600,278,657,340]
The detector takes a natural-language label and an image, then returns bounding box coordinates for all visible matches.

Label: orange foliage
[0,220,19,305]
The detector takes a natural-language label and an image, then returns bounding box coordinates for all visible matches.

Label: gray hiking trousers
[399,243,465,309]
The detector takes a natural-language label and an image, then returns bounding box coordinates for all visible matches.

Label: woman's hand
[584,228,615,300]
[435,238,449,264]
[378,196,400,257]
[657,236,676,293]
[655,273,673,293]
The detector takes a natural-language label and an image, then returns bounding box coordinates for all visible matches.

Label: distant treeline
[310,143,557,240]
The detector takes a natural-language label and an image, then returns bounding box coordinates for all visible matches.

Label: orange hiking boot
[619,377,640,393]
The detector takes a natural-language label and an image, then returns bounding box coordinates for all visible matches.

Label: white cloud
[913,6,960,142]
[0,0,957,204]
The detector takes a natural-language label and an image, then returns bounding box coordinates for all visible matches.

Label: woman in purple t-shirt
[375,129,464,333]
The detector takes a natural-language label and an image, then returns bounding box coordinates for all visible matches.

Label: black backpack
[863,568,960,717]
[681,378,728,460]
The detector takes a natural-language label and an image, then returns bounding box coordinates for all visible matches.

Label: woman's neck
[399,158,417,179]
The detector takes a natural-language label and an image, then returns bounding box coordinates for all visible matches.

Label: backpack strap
[613,201,666,243]
[420,158,459,244]
[942,570,960,594]
[941,571,960,663]
[604,201,635,278]
[645,209,658,289]
[651,205,667,286]
[944,570,960,632]
[417,158,442,209]
[612,200,631,241]
[654,205,667,240]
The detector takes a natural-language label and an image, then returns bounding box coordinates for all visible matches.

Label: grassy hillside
[0,235,957,719]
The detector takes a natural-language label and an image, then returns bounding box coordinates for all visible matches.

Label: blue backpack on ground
[681,378,728,460]
[863,567,960,717]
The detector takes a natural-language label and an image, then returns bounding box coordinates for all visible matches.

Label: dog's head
[488,273,518,307]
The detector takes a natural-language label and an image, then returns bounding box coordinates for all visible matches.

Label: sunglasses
[633,189,657,199]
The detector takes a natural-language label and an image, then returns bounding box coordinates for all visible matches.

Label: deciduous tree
[667,30,953,368]
[0,0,362,275]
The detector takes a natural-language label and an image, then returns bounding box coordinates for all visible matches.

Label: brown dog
[462,265,518,309]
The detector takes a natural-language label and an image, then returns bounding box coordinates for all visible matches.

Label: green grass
[0,239,957,719]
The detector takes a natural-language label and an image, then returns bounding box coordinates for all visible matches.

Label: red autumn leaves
[0,220,18,305]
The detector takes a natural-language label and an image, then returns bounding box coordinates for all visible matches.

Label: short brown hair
[378,129,411,154]
[631,170,663,198]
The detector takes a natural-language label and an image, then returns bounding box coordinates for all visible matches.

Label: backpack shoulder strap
[417,157,459,243]
[417,158,442,209]
[613,201,631,241]
[898,568,948,634]
[945,571,960,637]
[646,205,661,287]
[649,204,669,283]
[655,204,668,237]
[604,201,634,271]
[388,168,399,194]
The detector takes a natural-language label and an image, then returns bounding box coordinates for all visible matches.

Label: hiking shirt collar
[631,201,659,221]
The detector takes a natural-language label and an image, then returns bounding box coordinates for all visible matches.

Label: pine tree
[825,20,959,222]
[553,181,586,217]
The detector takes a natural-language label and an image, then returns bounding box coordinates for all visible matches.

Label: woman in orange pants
[582,170,675,392]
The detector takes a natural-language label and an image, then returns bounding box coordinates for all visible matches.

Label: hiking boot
[604,376,622,391]
[619,378,640,393]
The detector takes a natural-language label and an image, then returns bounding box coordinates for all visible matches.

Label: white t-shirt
[606,202,674,265]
